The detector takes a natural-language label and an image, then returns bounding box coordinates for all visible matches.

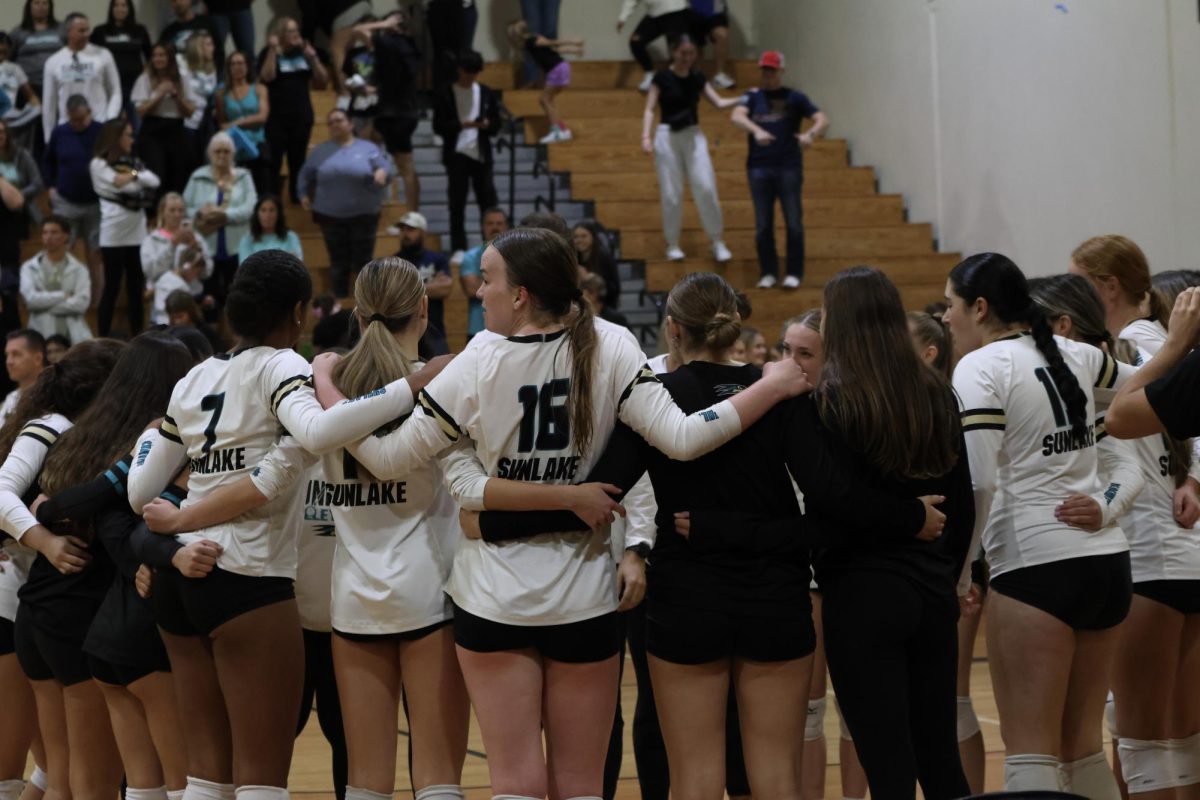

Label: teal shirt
[459,243,486,335]
[237,230,304,262]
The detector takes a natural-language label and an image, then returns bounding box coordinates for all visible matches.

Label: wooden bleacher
[18,58,955,350]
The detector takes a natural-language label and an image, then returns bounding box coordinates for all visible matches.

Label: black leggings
[629,10,694,72]
[99,245,144,336]
[822,571,969,800]
[297,628,348,800]
[267,117,313,204]
[138,116,193,196]
[602,602,749,800]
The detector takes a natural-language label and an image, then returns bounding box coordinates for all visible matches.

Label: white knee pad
[0,779,25,800]
[492,796,542,800]
[29,767,48,792]
[234,787,287,800]
[414,788,464,800]
[833,697,853,742]
[169,791,186,800]
[1119,739,1180,793]
[1171,732,1200,788]
[1105,690,1117,736]
[1003,754,1064,792]
[956,696,980,742]
[1065,751,1121,800]
[183,778,235,800]
[804,696,827,741]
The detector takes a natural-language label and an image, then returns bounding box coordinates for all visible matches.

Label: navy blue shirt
[399,243,450,338]
[739,87,819,170]
[44,120,102,203]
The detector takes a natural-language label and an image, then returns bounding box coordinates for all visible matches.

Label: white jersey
[134,346,416,578]
[955,333,1133,578]
[296,463,335,632]
[0,390,20,424]
[0,414,70,621]
[1115,320,1200,581]
[347,321,743,626]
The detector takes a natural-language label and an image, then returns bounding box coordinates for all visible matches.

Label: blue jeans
[520,0,561,82]
[210,9,255,59]
[748,166,805,278]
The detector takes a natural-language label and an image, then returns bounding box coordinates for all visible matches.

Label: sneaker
[386,223,401,236]
[666,246,686,261]
[638,71,655,92]
[782,275,801,289]
[711,241,732,262]
[712,71,736,90]
[539,127,573,144]
[756,274,777,289]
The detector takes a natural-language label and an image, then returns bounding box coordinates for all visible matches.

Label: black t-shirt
[739,86,819,170]
[204,0,252,12]
[159,15,222,72]
[653,68,707,131]
[258,46,314,123]
[90,23,152,93]
[1146,349,1200,439]
[372,31,421,119]
[525,36,562,73]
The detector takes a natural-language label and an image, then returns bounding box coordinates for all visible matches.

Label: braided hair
[950,253,1090,439]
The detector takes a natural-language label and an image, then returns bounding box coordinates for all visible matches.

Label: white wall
[754,0,1200,277]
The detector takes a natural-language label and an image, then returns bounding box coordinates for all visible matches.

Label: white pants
[654,124,723,247]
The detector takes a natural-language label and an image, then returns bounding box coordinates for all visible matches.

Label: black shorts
[646,595,816,664]
[14,606,91,686]
[691,11,729,40]
[88,654,166,687]
[1134,580,1200,615]
[453,603,621,663]
[176,567,295,635]
[334,618,451,644]
[0,617,13,656]
[373,116,419,154]
[151,567,198,637]
[991,552,1132,631]
[971,558,991,597]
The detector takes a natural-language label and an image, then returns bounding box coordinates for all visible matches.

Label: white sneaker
[666,246,685,261]
[782,275,801,289]
[386,223,401,236]
[711,241,732,262]
[638,72,655,92]
[712,71,735,90]
[757,274,777,289]
[539,127,573,144]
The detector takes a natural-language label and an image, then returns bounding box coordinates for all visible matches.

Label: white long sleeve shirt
[42,45,122,141]
[619,0,691,24]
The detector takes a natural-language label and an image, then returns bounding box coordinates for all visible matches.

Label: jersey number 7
[201,392,226,453]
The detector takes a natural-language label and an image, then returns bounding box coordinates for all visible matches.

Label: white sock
[0,779,25,800]
[234,788,287,800]
[127,787,168,800]
[414,788,463,800]
[169,791,186,800]
[1064,751,1121,800]
[29,769,47,792]
[1004,753,1064,791]
[492,796,541,800]
[183,778,236,800]
[346,789,393,800]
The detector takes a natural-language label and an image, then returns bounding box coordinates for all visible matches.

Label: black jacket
[432,82,503,167]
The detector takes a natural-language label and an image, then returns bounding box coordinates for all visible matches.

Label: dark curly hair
[226,249,313,342]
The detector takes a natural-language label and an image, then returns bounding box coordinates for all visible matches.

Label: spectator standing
[214,50,270,194]
[90,117,160,335]
[238,194,303,261]
[258,16,327,205]
[0,32,42,145]
[297,108,391,296]
[19,214,93,342]
[205,0,255,63]
[458,206,509,340]
[574,218,621,310]
[141,191,212,293]
[180,31,217,159]
[432,49,500,260]
[296,0,372,97]
[89,0,151,116]
[688,0,734,89]
[425,0,477,94]
[41,13,122,141]
[159,0,222,77]
[731,51,827,290]
[393,211,452,355]
[43,94,103,292]
[9,0,63,100]
[618,0,693,93]
[507,19,583,144]
[519,0,561,85]
[340,21,378,132]
[359,12,421,210]
[1,329,46,421]
[183,130,256,305]
[131,42,197,195]
[0,118,41,338]
[641,34,737,262]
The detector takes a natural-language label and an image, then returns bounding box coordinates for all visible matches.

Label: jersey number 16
[516,379,570,453]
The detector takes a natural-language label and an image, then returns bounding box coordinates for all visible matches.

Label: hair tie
[369,313,387,323]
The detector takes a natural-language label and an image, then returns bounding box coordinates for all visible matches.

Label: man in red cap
[732,51,828,290]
